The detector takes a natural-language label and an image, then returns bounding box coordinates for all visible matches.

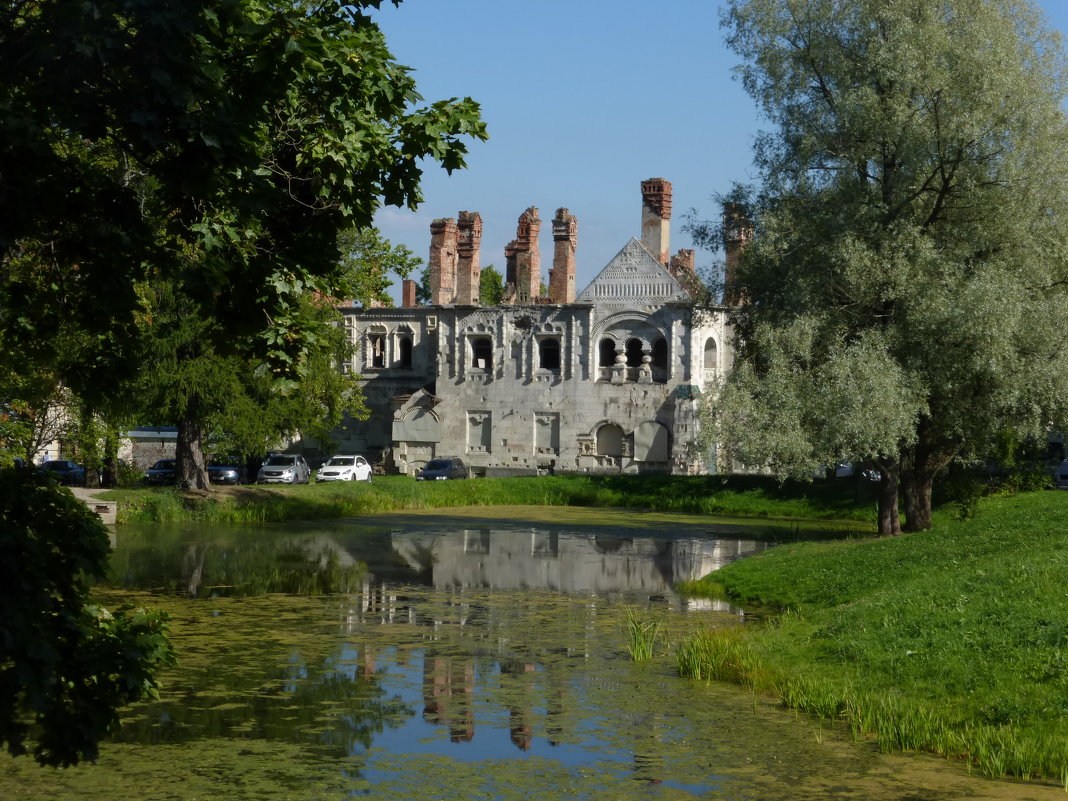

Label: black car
[208,458,247,485]
[40,459,86,485]
[143,459,177,485]
[415,457,468,481]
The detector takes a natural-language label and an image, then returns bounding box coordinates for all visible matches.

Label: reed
[623,607,663,662]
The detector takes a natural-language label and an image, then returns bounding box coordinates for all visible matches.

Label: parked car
[416,457,468,481]
[208,457,247,485]
[1055,460,1068,489]
[316,454,372,483]
[40,459,86,485]
[143,458,177,485]
[257,453,311,484]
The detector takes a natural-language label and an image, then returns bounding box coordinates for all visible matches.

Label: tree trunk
[176,399,209,490]
[102,432,120,488]
[900,420,959,532]
[874,456,901,537]
[901,468,936,532]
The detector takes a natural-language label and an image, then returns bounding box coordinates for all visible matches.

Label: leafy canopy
[0,0,487,398]
[708,0,1068,475]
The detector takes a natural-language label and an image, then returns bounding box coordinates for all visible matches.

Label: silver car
[256,454,311,484]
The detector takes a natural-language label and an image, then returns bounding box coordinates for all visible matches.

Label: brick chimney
[641,178,672,265]
[401,279,417,308]
[429,217,458,305]
[512,207,541,304]
[549,207,577,304]
[503,240,518,304]
[669,248,695,279]
[455,211,482,305]
[722,202,752,304]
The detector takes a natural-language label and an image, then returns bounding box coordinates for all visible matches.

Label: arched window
[704,337,718,370]
[598,338,616,367]
[369,334,385,369]
[398,335,413,368]
[625,338,644,368]
[538,338,560,371]
[651,337,668,377]
[471,337,492,370]
[596,424,624,458]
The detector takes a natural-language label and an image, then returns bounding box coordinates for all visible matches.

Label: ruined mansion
[330,179,737,476]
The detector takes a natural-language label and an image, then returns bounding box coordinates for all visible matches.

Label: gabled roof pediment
[575,238,690,306]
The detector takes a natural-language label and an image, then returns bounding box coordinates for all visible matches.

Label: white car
[315,454,373,482]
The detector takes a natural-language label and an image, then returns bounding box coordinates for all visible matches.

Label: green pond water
[2,509,1063,800]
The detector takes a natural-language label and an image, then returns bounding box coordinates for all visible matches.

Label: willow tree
[709,0,1068,534]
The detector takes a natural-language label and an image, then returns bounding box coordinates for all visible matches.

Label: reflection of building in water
[422,654,475,743]
[390,528,768,597]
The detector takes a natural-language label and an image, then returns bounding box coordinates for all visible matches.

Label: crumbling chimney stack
[429,218,458,305]
[401,279,417,308]
[511,207,541,304]
[722,202,752,305]
[641,178,672,265]
[549,208,577,304]
[455,211,482,305]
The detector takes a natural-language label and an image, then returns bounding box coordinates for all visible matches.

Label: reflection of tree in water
[115,642,412,768]
[121,536,369,598]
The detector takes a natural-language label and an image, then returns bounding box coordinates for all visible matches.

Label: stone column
[429,217,458,305]
[549,207,577,304]
[640,178,672,265]
[455,211,482,305]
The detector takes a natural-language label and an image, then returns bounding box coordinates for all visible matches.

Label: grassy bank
[101,472,881,525]
[676,489,1068,784]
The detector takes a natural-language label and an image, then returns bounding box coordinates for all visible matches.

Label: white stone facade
[334,237,731,476]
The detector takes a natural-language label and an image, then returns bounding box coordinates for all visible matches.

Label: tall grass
[676,490,1068,783]
[622,607,663,661]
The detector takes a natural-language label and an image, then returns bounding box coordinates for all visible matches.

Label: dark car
[415,457,467,481]
[40,459,86,485]
[143,458,177,485]
[208,458,247,485]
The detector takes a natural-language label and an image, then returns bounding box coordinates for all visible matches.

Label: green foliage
[0,0,487,393]
[335,227,423,308]
[478,264,505,306]
[704,0,1068,533]
[677,490,1068,780]
[0,469,176,766]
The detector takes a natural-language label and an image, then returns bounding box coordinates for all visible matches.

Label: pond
[2,507,1062,800]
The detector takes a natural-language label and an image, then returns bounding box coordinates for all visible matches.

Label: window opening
[538,338,561,370]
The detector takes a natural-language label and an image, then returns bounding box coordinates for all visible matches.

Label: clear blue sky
[369,0,1068,301]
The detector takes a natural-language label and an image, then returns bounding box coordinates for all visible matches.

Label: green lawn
[101,472,882,525]
[677,489,1068,784]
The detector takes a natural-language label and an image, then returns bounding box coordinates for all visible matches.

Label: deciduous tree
[0,0,485,763]
[702,0,1068,534]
